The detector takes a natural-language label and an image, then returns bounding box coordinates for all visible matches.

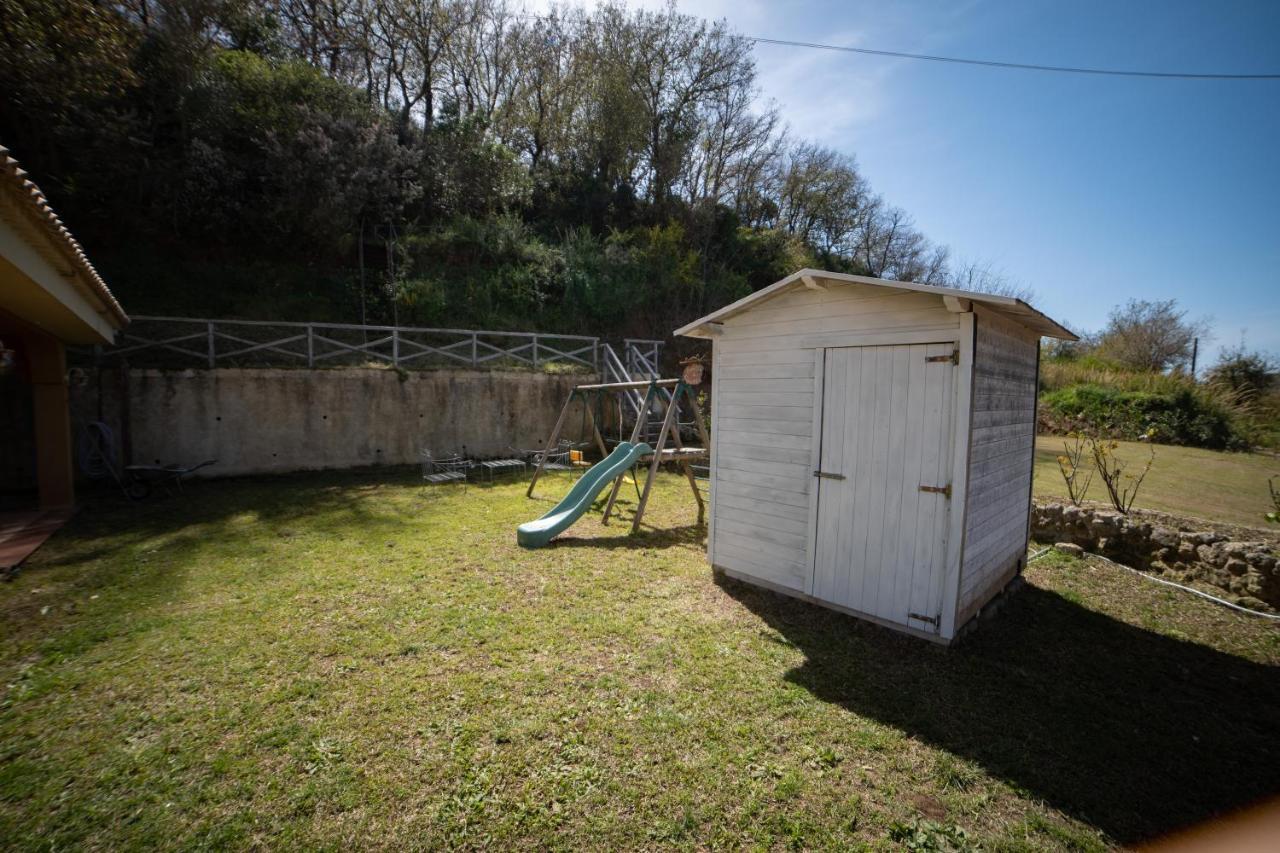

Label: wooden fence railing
[101,316,607,371]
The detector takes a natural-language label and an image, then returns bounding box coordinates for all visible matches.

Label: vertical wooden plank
[873,345,910,620]
[838,347,865,607]
[939,312,975,639]
[893,344,927,624]
[813,348,846,601]
[908,344,946,625]
[708,345,720,565]
[805,347,826,595]
[931,341,958,620]
[857,346,894,612]
[838,348,875,610]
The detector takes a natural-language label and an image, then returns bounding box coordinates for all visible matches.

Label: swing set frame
[526,378,710,533]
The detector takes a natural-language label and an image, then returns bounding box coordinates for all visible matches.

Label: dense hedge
[1038,384,1246,450]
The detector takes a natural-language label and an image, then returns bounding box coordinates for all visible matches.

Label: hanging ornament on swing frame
[679,354,707,386]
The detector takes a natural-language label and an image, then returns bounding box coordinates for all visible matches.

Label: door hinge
[813,470,845,480]
[909,611,940,627]
[926,349,960,365]
[919,483,952,498]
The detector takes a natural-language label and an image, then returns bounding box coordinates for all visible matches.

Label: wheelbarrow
[123,459,217,499]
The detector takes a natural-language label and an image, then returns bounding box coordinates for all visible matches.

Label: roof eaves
[0,145,128,328]
[675,268,1077,340]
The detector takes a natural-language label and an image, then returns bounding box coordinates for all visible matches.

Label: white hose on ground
[1028,544,1280,621]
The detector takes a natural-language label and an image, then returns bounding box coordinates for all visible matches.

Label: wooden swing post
[526,389,575,497]
[602,380,657,525]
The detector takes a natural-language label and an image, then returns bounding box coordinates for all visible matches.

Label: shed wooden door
[810,343,956,632]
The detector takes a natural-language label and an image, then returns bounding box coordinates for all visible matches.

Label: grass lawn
[1033,435,1278,529]
[2,470,1278,849]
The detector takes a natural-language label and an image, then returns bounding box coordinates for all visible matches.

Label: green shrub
[1039,384,1245,450]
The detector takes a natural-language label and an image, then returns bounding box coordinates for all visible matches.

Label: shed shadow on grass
[716,575,1280,845]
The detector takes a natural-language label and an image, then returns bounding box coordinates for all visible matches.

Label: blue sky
[623,0,1280,362]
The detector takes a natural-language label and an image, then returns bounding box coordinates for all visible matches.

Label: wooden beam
[632,383,682,533]
[575,378,680,391]
[681,460,705,523]
[526,389,575,497]
[943,295,972,313]
[801,274,826,292]
[684,383,711,451]
[581,390,609,460]
[602,382,656,525]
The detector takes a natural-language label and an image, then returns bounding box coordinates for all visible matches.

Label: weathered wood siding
[709,282,960,593]
[957,305,1040,617]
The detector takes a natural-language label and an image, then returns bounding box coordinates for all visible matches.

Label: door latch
[813,471,846,480]
[919,483,951,498]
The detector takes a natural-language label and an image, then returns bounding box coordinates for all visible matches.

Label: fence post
[306,325,314,368]
[392,327,400,367]
[532,335,539,369]
[207,321,215,368]
[471,333,478,367]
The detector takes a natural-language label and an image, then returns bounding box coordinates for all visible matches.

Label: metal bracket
[926,349,960,365]
[814,471,846,481]
[909,611,940,627]
[919,483,951,498]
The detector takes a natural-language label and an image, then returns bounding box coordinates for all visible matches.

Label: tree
[1096,299,1211,373]
[1,0,994,332]
[946,258,1035,302]
[1206,346,1277,398]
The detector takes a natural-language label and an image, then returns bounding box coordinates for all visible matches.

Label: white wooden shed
[675,269,1076,643]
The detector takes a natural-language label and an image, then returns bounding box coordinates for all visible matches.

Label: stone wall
[1032,502,1279,611]
[71,367,594,477]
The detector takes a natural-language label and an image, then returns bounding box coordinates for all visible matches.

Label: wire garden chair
[420,449,472,488]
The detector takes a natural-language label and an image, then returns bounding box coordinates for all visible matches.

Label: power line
[745,36,1280,80]
[513,9,1279,81]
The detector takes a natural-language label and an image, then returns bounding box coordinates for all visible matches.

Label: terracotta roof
[0,144,127,327]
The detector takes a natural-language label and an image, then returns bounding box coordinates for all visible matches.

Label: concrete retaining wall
[72,367,594,477]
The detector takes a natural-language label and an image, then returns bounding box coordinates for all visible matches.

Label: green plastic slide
[517,441,652,548]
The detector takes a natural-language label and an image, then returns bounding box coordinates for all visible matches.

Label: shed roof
[0,144,127,329]
[674,268,1077,341]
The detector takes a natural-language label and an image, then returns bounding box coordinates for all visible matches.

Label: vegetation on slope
[1039,302,1278,450]
[0,0,1009,340]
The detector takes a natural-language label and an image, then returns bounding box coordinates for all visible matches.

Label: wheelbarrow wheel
[127,479,151,500]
